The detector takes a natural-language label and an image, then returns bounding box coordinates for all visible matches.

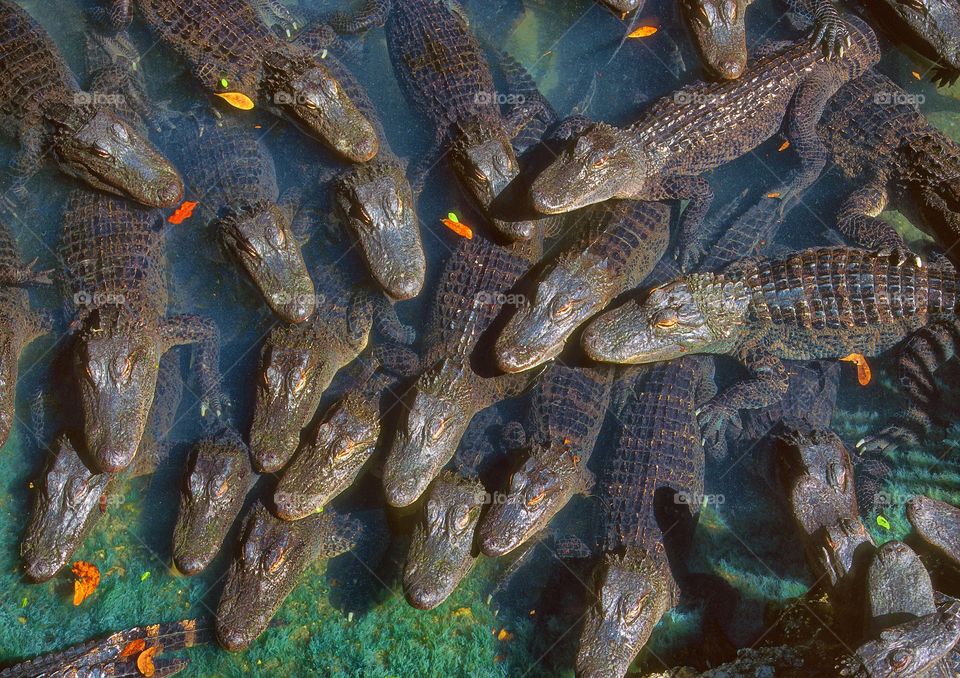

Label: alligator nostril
[158,177,184,207]
[717,60,744,80]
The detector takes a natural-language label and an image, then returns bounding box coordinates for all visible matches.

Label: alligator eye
[550,294,574,320]
[888,649,912,670]
[302,98,319,110]
[525,488,546,507]
[452,507,472,531]
[94,145,112,159]
[267,545,289,572]
[118,355,134,382]
[112,123,129,141]
[66,477,89,505]
[428,415,450,442]
[236,234,260,260]
[471,165,488,185]
[725,0,737,20]
[321,77,339,97]
[333,441,357,461]
[621,591,650,622]
[85,363,96,382]
[654,309,680,329]
[271,225,286,248]
[214,476,231,499]
[591,156,607,169]
[351,202,373,225]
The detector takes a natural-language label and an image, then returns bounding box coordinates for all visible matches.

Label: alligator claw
[696,401,741,453]
[855,425,919,456]
[809,20,851,60]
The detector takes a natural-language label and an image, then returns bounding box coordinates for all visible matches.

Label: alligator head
[479,452,588,557]
[682,0,749,80]
[845,601,960,678]
[383,359,478,507]
[249,313,371,473]
[74,313,163,473]
[218,201,316,324]
[577,549,672,678]
[403,473,485,610]
[273,393,380,520]
[775,428,858,518]
[907,495,960,569]
[21,435,111,582]
[333,163,425,300]
[51,105,183,208]
[531,123,648,214]
[867,541,937,631]
[261,50,378,162]
[497,255,614,372]
[216,503,321,651]
[582,274,750,364]
[173,432,254,576]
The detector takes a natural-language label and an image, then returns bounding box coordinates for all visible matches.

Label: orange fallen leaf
[766,192,782,199]
[840,353,872,386]
[121,638,146,658]
[441,214,473,239]
[168,201,199,225]
[137,646,158,677]
[627,25,658,38]
[562,437,571,445]
[497,628,513,641]
[912,71,922,80]
[213,91,255,110]
[72,561,100,606]
[778,141,790,152]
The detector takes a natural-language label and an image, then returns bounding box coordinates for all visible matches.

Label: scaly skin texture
[479,364,613,556]
[115,0,377,161]
[385,0,542,240]
[578,358,713,678]
[907,495,960,569]
[863,0,960,86]
[0,619,203,677]
[496,200,670,373]
[168,107,315,324]
[272,343,420,520]
[683,0,753,79]
[173,428,255,576]
[0,0,182,206]
[383,233,542,507]
[531,17,878,264]
[583,247,960,447]
[61,191,220,473]
[818,69,960,263]
[215,502,363,651]
[0,219,49,449]
[21,353,183,582]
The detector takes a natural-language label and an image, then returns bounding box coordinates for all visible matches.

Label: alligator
[215,501,370,651]
[860,0,960,86]
[385,0,544,240]
[402,408,516,610]
[582,246,960,447]
[577,357,714,678]
[273,343,420,521]
[172,427,255,576]
[247,242,414,474]
[166,106,316,323]
[530,16,879,266]
[109,0,378,162]
[908,495,960,569]
[0,619,206,678]
[817,69,960,262]
[495,200,670,373]
[21,352,184,582]
[600,0,643,14]
[0,0,183,206]
[382,230,544,508]
[478,364,614,557]
[0,217,49,449]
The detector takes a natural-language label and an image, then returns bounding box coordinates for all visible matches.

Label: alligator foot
[930,65,960,88]
[809,19,851,59]
[696,400,742,457]
[856,424,921,456]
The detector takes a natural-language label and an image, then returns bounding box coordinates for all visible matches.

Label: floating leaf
[137,646,158,677]
[766,192,781,199]
[219,78,229,88]
[877,515,890,530]
[441,216,473,239]
[778,140,790,152]
[627,25,658,38]
[168,201,199,225]
[214,91,255,110]
[140,571,151,582]
[912,71,922,80]
[121,638,146,658]
[840,353,872,386]
[72,561,100,606]
[497,628,513,641]
[20,596,27,608]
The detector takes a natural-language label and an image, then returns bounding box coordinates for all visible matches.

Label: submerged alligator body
[383,231,543,507]
[168,107,315,323]
[577,358,713,678]
[112,0,377,161]
[862,0,960,85]
[908,495,960,569]
[531,17,879,266]
[818,69,960,262]
[496,199,670,373]
[0,0,182,206]
[478,364,613,557]
[583,247,960,446]
[385,0,542,240]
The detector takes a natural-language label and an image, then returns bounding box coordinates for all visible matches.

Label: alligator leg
[696,341,788,450]
[90,0,133,31]
[793,0,852,58]
[896,317,960,409]
[856,407,934,455]
[835,181,910,252]
[0,259,52,285]
[9,121,45,202]
[161,314,222,418]
[652,175,713,273]
[370,295,416,344]
[781,68,840,208]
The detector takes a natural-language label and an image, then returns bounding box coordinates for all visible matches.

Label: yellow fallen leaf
[778,141,790,152]
[497,628,513,641]
[137,646,158,677]
[214,91,255,110]
[840,353,872,385]
[453,607,473,618]
[912,71,922,80]
[766,192,781,199]
[627,25,658,38]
